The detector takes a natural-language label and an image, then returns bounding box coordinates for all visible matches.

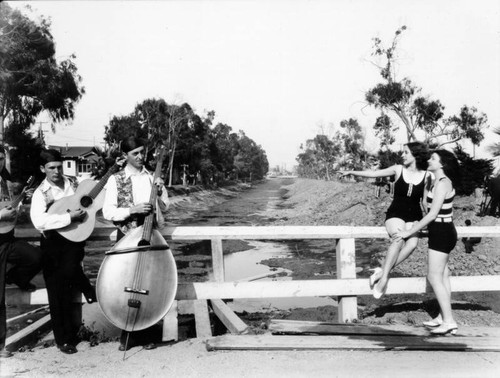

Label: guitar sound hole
[80,196,93,208]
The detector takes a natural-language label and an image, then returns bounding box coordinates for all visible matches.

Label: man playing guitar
[0,145,42,359]
[30,149,96,355]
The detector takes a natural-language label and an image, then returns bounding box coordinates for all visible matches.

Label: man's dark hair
[40,149,63,165]
[121,136,145,154]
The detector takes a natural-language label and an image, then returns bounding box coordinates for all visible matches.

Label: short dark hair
[40,149,62,165]
[405,142,429,171]
[120,136,145,154]
[433,149,460,187]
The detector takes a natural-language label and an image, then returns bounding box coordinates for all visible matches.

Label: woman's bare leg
[374,218,407,294]
[427,249,454,323]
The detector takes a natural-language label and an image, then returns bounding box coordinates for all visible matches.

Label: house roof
[48,145,99,159]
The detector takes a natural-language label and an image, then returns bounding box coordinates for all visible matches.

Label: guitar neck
[87,163,121,199]
[140,146,166,244]
[9,190,27,209]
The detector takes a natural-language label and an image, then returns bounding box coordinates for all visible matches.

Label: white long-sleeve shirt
[30,177,74,231]
[102,165,169,226]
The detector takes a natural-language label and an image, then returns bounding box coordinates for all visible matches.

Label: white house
[48,145,100,181]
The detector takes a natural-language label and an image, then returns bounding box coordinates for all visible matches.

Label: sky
[10,0,500,170]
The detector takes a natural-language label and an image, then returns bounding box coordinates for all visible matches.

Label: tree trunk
[167,138,176,186]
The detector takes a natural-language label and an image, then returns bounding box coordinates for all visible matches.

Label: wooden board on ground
[268,319,500,338]
[193,300,212,338]
[162,300,178,342]
[6,314,52,351]
[206,334,500,352]
[210,299,248,334]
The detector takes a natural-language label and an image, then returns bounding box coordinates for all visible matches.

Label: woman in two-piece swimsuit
[339,142,429,298]
[395,150,459,335]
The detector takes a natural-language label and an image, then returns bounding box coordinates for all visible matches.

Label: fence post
[336,238,358,322]
[211,237,225,282]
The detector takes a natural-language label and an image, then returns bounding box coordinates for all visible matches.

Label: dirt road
[1,337,499,378]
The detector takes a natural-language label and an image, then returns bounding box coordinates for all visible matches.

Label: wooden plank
[234,268,285,283]
[14,226,117,242]
[175,275,500,299]
[14,225,500,242]
[335,238,357,322]
[165,225,500,239]
[162,300,178,342]
[162,225,500,240]
[5,287,83,305]
[193,300,212,338]
[268,320,500,338]
[5,314,52,351]
[210,299,248,334]
[206,334,500,352]
[7,306,49,324]
[211,238,224,282]
[9,275,500,305]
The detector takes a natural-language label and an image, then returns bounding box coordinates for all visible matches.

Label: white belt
[434,217,452,223]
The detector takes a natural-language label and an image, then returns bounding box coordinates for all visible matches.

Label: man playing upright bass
[102,136,170,351]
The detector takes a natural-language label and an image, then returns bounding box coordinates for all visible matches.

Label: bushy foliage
[453,146,494,196]
[1,3,84,180]
[296,118,371,179]
[377,149,403,169]
[103,99,268,185]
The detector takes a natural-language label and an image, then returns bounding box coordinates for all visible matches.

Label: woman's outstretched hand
[336,171,352,179]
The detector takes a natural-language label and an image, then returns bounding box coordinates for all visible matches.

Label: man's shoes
[118,343,130,351]
[0,348,13,358]
[143,343,157,350]
[58,344,77,354]
[7,279,37,292]
[20,283,37,292]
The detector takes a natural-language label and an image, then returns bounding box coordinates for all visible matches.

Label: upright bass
[96,146,177,332]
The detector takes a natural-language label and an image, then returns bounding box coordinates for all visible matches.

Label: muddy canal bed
[82,178,362,313]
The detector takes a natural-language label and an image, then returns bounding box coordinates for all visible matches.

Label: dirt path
[2,338,500,378]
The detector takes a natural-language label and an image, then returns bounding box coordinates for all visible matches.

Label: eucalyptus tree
[297,134,341,180]
[0,3,84,175]
[366,25,486,147]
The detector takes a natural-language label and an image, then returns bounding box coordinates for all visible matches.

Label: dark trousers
[41,233,93,346]
[1,232,42,349]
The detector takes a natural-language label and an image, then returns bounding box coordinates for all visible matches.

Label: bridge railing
[9,225,500,325]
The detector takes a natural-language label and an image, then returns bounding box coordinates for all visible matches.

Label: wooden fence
[6,225,500,343]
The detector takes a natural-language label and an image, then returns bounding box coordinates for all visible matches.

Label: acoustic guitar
[0,176,36,234]
[48,161,124,242]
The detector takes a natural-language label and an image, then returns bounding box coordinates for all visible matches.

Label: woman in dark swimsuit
[339,142,429,298]
[395,150,459,335]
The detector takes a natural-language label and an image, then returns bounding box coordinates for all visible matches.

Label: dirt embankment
[262,178,500,327]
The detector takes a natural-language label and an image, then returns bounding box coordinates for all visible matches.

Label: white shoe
[372,281,387,299]
[423,314,443,328]
[430,322,458,335]
[368,267,383,287]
